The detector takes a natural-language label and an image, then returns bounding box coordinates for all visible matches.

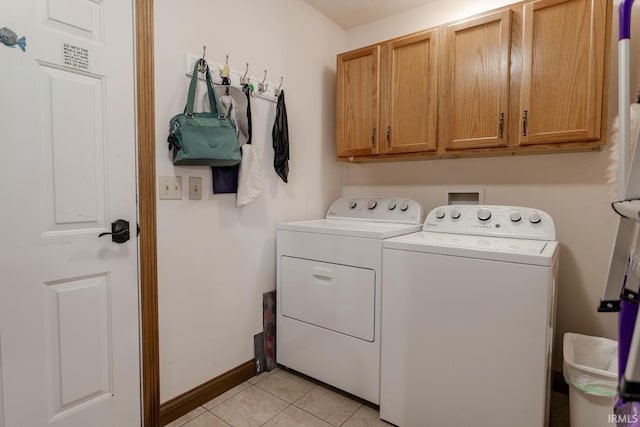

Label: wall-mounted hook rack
[184,53,282,103]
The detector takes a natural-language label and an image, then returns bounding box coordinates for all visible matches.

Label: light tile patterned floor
[165,368,391,427]
[165,367,571,427]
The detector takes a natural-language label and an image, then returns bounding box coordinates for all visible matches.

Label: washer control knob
[451,209,461,219]
[510,212,522,222]
[435,208,446,219]
[367,200,378,210]
[348,200,357,209]
[529,212,542,224]
[387,201,397,211]
[477,208,492,221]
[399,202,409,212]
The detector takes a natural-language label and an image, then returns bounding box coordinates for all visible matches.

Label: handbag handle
[185,60,225,116]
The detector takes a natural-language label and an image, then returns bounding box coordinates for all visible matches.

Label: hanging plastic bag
[563,333,618,397]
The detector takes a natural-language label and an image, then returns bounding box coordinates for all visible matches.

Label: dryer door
[280,256,375,342]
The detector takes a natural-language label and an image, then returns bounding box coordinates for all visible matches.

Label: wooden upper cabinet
[519,0,608,145]
[334,0,611,161]
[336,46,381,157]
[442,10,511,150]
[383,29,439,154]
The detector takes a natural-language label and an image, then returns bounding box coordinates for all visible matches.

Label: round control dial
[367,200,378,210]
[387,201,397,211]
[399,202,409,212]
[435,208,446,219]
[529,213,542,224]
[451,209,461,219]
[477,208,492,221]
[348,200,357,209]
[510,212,522,222]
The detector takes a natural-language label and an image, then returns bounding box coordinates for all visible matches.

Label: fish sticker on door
[0,27,26,52]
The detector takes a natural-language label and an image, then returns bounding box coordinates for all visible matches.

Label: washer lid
[384,231,558,266]
[278,219,423,239]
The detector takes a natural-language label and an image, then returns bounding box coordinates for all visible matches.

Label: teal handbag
[167,61,241,166]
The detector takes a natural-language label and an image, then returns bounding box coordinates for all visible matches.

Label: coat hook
[258,69,268,93]
[240,62,250,85]
[220,54,231,85]
[198,45,207,73]
[274,76,284,97]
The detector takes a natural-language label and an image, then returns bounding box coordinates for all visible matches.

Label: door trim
[135,0,160,425]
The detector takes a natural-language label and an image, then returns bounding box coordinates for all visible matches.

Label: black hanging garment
[242,84,252,145]
[272,91,289,183]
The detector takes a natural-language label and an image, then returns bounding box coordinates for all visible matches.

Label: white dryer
[276,197,423,404]
[381,205,558,427]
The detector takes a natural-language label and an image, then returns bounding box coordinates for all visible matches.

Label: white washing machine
[276,197,424,404]
[380,205,558,427]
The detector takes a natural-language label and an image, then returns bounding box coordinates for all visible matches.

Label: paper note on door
[63,43,89,70]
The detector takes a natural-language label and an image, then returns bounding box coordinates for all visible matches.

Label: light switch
[159,176,182,200]
[189,177,203,200]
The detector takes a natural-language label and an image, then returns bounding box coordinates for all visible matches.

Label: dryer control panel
[326,197,424,225]
[424,205,556,241]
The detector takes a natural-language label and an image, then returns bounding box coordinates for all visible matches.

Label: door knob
[99,219,130,244]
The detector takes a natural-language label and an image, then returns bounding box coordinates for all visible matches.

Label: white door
[0,0,141,426]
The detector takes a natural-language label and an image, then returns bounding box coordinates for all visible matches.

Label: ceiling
[303,0,436,30]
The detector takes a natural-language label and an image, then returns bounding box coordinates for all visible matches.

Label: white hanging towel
[236,143,263,207]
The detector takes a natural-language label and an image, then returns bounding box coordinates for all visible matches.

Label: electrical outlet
[159,176,182,200]
[189,177,203,200]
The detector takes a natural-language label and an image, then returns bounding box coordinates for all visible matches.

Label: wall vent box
[443,188,485,205]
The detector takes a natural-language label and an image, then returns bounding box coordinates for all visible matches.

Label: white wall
[343,0,640,371]
[155,0,639,401]
[154,0,345,402]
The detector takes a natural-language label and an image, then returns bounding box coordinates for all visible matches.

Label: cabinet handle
[522,110,528,136]
[498,112,504,139]
[386,126,391,148]
[371,127,376,148]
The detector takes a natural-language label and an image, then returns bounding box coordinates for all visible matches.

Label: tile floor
[165,367,571,427]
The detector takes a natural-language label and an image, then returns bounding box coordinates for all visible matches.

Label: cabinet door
[336,46,381,157]
[383,30,439,154]
[442,10,511,150]
[519,0,608,145]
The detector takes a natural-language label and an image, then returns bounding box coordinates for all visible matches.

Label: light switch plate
[159,176,182,200]
[189,177,203,200]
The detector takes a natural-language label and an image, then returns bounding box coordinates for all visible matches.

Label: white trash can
[563,333,618,427]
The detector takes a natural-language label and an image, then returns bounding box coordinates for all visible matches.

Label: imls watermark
[609,413,640,423]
